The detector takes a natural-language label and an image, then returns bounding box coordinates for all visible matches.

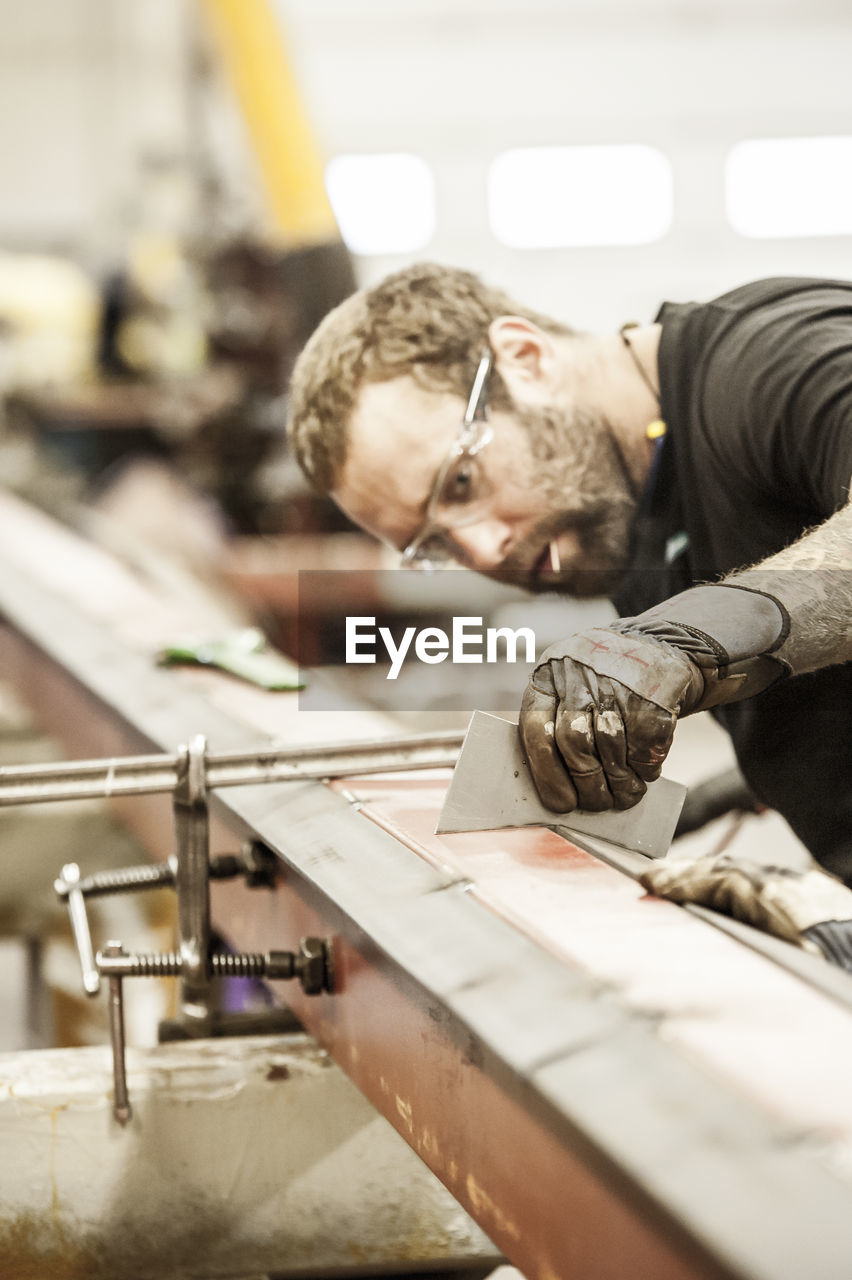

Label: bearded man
[286,264,852,964]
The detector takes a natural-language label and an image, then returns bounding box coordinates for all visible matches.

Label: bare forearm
[729,496,852,673]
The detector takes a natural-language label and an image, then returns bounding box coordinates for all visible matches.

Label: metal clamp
[55,735,334,1125]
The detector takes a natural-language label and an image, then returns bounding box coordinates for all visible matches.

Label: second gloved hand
[640,855,852,966]
[519,583,790,813]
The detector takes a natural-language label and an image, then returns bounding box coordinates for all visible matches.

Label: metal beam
[2,511,852,1279]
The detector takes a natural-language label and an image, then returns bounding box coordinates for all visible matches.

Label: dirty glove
[640,854,852,969]
[519,583,789,812]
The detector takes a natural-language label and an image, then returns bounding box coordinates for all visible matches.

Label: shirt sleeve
[696,282,852,517]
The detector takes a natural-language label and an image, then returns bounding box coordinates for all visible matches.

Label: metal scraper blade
[436,710,686,859]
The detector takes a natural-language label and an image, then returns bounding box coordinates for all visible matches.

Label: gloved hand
[640,854,852,966]
[519,583,790,813]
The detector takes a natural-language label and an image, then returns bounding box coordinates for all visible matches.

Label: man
[287,264,852,963]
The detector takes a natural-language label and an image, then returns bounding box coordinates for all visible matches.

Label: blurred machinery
[0,0,357,536]
[1,231,356,538]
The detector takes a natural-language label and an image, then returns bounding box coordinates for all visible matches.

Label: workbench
[1,488,852,1280]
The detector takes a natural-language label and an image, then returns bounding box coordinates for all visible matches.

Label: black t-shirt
[631,278,852,879]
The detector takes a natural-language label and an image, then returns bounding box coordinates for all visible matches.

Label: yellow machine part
[200,0,340,247]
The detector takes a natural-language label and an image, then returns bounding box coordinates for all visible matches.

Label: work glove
[639,854,852,968]
[519,583,790,813]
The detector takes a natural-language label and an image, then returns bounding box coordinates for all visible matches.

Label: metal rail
[0,730,464,807]
[3,529,852,1280]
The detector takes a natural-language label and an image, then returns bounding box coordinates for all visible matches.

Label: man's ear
[488,316,557,389]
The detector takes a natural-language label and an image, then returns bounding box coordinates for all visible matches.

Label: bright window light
[487,145,673,249]
[726,137,852,238]
[325,153,435,256]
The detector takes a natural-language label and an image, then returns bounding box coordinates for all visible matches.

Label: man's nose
[450,520,513,570]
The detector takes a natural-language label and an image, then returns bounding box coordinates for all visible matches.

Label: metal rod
[103,941,132,1126]
[97,950,297,979]
[174,736,212,1031]
[57,863,101,995]
[0,730,465,807]
[57,861,177,899]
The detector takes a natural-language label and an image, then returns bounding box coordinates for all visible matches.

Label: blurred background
[1,0,851,595]
[3,0,852,323]
[0,0,850,1047]
[0,0,850,652]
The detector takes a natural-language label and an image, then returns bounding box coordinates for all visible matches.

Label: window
[726,137,852,238]
[325,153,435,255]
[488,144,673,248]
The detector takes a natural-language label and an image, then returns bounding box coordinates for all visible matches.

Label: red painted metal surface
[342,775,852,1150]
[212,873,713,1280]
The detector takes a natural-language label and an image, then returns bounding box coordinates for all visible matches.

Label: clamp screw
[295,937,333,995]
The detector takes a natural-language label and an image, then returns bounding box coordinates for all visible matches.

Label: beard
[486,401,639,598]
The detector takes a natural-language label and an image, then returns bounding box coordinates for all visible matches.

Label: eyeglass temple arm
[465,348,493,424]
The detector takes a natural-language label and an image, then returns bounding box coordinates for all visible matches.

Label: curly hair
[286,262,573,492]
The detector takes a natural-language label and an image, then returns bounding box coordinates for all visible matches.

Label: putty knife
[436,711,686,859]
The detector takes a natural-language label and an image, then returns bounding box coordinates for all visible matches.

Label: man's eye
[443,462,476,505]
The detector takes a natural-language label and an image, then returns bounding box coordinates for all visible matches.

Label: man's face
[331,372,638,598]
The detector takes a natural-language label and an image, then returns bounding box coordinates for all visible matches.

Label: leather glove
[640,854,852,964]
[519,583,790,812]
